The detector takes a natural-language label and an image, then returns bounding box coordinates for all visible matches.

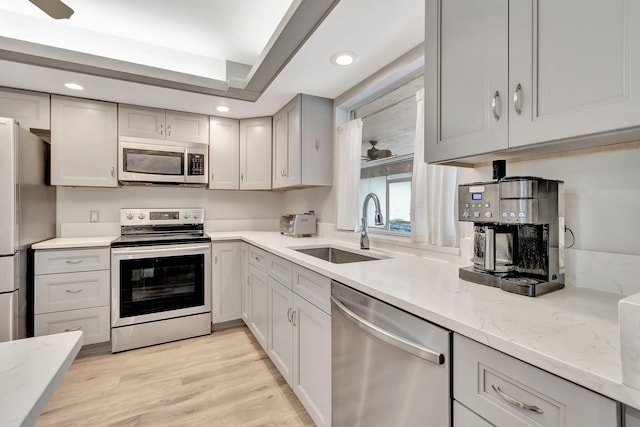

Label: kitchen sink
[292,246,386,264]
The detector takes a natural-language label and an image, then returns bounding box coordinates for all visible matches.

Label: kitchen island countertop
[0,331,83,427]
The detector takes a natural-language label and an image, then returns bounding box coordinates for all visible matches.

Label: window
[354,74,422,235]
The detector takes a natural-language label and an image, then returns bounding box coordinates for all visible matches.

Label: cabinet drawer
[35,248,110,274]
[35,270,110,314]
[453,401,493,427]
[268,254,293,289]
[248,245,269,271]
[454,334,619,427]
[34,306,110,345]
[293,265,331,314]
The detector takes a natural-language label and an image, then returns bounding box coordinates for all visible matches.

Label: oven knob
[193,212,200,219]
[126,212,134,220]
[183,212,190,219]
[138,213,146,220]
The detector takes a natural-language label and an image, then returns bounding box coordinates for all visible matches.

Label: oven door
[111,243,211,327]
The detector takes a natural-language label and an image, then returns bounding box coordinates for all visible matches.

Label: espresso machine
[458,175,565,297]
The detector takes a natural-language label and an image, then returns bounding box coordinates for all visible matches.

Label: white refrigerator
[0,117,56,342]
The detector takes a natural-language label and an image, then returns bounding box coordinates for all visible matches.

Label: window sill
[332,228,461,257]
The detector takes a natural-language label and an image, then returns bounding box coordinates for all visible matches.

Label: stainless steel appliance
[280,211,317,237]
[331,281,451,427]
[111,208,211,352]
[118,137,208,186]
[0,118,55,342]
[458,176,565,296]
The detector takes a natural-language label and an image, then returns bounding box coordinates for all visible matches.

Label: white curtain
[412,89,461,246]
[336,118,363,231]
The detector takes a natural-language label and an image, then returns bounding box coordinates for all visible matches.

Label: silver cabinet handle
[315,138,320,150]
[214,255,218,264]
[167,124,171,136]
[110,166,115,178]
[492,91,501,121]
[513,83,522,115]
[246,275,250,286]
[64,327,82,332]
[287,307,292,323]
[331,295,445,365]
[211,171,214,181]
[291,309,297,326]
[65,260,82,264]
[159,123,164,135]
[65,289,83,294]
[491,384,543,414]
[241,172,244,182]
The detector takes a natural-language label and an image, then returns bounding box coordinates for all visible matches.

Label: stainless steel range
[110,208,211,352]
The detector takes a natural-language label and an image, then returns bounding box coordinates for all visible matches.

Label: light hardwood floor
[36,326,315,426]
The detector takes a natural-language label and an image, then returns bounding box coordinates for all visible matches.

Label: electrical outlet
[90,210,99,223]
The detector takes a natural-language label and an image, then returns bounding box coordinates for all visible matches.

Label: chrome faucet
[361,193,384,250]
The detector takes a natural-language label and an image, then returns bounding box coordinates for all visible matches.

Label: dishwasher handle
[331,295,445,365]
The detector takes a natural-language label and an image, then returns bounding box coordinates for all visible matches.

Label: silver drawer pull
[64,327,82,332]
[65,260,83,264]
[513,83,523,115]
[492,384,543,414]
[65,289,83,294]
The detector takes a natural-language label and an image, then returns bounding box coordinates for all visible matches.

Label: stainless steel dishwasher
[331,280,451,426]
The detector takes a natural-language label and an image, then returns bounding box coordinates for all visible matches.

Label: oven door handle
[112,244,211,256]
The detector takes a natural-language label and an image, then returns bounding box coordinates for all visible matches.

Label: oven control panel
[120,208,204,226]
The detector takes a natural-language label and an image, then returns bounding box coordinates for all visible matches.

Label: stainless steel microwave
[118,137,208,186]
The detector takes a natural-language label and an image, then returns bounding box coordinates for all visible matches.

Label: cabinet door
[249,265,268,351]
[209,117,240,190]
[240,117,272,190]
[211,242,242,323]
[118,105,166,139]
[166,110,209,144]
[267,277,294,386]
[293,294,331,427]
[241,243,251,324]
[425,0,509,163]
[508,0,640,147]
[300,94,333,187]
[0,88,50,130]
[284,99,301,187]
[51,96,118,187]
[272,109,288,189]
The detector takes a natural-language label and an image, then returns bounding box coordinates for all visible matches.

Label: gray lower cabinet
[243,245,331,426]
[211,242,242,324]
[454,334,620,427]
[34,248,111,345]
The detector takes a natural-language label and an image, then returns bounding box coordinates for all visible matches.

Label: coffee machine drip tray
[458,266,564,297]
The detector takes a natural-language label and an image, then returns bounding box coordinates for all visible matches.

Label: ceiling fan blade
[29,0,74,19]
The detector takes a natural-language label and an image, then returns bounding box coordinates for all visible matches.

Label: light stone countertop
[30,232,640,409]
[209,231,640,410]
[0,331,83,427]
[31,236,118,250]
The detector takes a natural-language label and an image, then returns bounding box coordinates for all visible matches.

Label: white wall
[56,186,284,233]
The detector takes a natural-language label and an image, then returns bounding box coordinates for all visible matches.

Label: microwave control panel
[188,153,205,176]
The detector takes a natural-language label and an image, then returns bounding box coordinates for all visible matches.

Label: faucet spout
[361,193,384,250]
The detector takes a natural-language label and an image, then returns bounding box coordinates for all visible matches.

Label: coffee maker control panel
[458,182,500,223]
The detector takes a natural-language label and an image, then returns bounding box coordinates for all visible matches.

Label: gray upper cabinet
[0,88,50,131]
[209,116,240,190]
[426,0,640,164]
[51,95,118,187]
[272,94,333,190]
[118,104,209,144]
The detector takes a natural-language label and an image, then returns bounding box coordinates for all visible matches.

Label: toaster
[280,212,317,237]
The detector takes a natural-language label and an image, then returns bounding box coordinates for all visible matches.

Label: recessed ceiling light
[216,106,230,113]
[330,52,356,66]
[64,83,83,90]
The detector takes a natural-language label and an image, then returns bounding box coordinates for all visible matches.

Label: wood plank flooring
[36,326,315,426]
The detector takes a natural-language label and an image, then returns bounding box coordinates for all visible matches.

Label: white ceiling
[0,0,425,118]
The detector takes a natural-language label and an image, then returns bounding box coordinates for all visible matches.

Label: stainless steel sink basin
[293,246,384,264]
